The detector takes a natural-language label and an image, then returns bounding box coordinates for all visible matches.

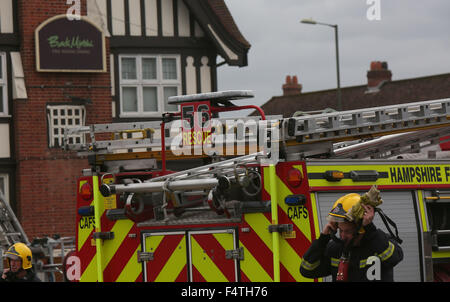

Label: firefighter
[1,242,41,282]
[300,186,403,282]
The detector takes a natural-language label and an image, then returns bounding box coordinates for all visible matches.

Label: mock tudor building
[0,0,249,239]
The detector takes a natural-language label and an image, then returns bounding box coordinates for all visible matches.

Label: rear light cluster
[80,182,93,201]
[287,168,303,188]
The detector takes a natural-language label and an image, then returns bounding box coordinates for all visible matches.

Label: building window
[0,53,7,115]
[0,173,9,204]
[47,105,86,148]
[119,55,180,117]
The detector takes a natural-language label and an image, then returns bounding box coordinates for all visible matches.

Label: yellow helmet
[327,193,362,223]
[4,242,33,270]
[328,186,383,224]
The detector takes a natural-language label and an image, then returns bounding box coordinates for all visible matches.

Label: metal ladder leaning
[0,190,30,254]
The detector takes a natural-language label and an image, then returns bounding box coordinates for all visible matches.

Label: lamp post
[301,18,342,111]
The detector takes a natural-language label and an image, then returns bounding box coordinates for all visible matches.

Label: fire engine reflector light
[284,194,306,206]
[80,182,93,201]
[324,170,345,181]
[349,170,379,182]
[287,168,303,187]
[78,206,95,217]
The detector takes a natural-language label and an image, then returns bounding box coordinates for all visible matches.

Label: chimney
[282,75,302,96]
[367,61,392,88]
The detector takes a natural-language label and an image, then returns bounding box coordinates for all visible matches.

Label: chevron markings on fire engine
[233,165,316,282]
[145,234,187,282]
[266,165,316,282]
[190,232,235,282]
[76,164,319,282]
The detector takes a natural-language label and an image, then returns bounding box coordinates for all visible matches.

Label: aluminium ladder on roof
[332,125,450,159]
[63,90,256,155]
[285,98,450,145]
[62,94,450,159]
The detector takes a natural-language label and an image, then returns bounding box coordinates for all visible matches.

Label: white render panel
[129,0,142,36]
[161,0,174,36]
[0,124,10,158]
[0,52,8,114]
[110,54,115,97]
[207,24,237,60]
[185,56,196,95]
[112,100,116,118]
[112,0,126,36]
[145,0,158,36]
[177,0,190,37]
[87,0,109,36]
[0,173,9,204]
[200,57,211,93]
[0,0,14,33]
[10,52,27,100]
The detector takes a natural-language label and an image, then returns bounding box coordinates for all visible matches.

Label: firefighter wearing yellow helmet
[1,242,41,282]
[300,185,403,282]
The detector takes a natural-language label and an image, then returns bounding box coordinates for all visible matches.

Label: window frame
[118,54,181,118]
[0,52,8,116]
[46,104,86,148]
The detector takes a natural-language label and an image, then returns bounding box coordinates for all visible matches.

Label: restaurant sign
[35,15,106,72]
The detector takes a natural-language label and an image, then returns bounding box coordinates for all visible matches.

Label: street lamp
[301,18,342,111]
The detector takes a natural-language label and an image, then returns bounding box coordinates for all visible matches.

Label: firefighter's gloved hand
[362,185,383,207]
[345,185,382,222]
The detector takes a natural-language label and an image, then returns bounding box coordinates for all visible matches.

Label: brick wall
[14,0,112,239]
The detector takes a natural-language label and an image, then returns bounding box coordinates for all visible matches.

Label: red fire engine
[64,91,450,282]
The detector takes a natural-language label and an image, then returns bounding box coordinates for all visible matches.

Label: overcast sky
[217,0,450,117]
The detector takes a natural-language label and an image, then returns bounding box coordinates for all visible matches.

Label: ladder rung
[425,196,450,203]
[433,246,450,252]
[5,232,22,236]
[435,230,450,235]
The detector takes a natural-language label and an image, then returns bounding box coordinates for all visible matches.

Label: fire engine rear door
[142,231,188,282]
[188,229,239,282]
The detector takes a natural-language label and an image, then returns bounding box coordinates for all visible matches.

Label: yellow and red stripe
[190,232,236,281]
[238,162,318,282]
[76,176,142,282]
[145,233,187,282]
[75,161,319,282]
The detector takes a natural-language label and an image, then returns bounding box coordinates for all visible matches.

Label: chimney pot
[367,61,392,88]
[370,61,382,70]
[286,75,291,84]
[282,75,302,96]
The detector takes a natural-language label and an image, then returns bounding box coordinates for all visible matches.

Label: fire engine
[63,91,450,282]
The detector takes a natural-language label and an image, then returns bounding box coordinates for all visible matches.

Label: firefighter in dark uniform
[1,242,41,282]
[300,185,403,282]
